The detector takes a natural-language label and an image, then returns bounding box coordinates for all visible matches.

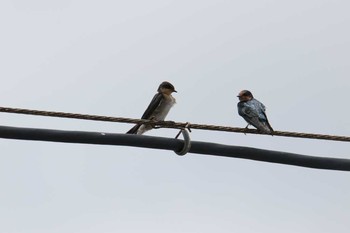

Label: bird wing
[141,93,164,119]
[238,102,266,130]
[260,111,274,132]
[238,102,259,119]
[238,100,273,133]
[255,99,274,132]
[126,93,164,134]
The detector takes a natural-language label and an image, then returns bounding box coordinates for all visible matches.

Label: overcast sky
[0,0,349,232]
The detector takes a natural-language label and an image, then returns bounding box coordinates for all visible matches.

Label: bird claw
[244,129,249,135]
[164,120,176,125]
[149,119,159,129]
[243,124,250,135]
[152,120,175,129]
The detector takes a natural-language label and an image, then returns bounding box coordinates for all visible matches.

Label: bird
[237,90,274,134]
[126,81,177,135]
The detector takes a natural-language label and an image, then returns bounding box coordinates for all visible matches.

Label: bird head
[237,90,253,102]
[158,81,177,94]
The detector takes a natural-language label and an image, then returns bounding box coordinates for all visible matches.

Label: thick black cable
[0,125,349,171]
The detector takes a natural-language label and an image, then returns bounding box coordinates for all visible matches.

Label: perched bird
[237,90,274,134]
[127,81,177,135]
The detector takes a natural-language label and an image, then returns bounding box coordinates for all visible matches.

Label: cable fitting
[174,123,192,156]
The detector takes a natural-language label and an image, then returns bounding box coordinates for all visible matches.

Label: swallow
[237,90,274,134]
[127,81,177,135]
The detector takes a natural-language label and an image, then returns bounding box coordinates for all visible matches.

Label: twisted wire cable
[0,106,349,142]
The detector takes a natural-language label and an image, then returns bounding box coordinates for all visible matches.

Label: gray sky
[0,0,349,232]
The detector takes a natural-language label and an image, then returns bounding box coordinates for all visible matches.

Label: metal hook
[174,128,191,156]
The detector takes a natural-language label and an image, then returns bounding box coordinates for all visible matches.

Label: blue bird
[127,81,177,135]
[237,90,274,134]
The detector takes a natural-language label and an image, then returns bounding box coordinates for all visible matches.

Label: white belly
[136,95,176,135]
[153,95,176,121]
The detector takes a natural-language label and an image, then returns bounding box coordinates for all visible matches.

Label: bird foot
[152,120,175,129]
[164,120,176,125]
[244,124,250,135]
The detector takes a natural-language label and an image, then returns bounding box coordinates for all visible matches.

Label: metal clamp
[174,123,191,156]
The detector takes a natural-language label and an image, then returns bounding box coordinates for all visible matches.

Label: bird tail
[126,124,141,134]
[262,121,274,134]
[266,122,274,132]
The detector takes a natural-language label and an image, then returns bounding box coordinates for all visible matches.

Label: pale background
[0,0,349,232]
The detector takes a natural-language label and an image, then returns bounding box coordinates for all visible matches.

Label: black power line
[0,125,349,171]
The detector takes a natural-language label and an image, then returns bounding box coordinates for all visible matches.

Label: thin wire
[0,106,349,142]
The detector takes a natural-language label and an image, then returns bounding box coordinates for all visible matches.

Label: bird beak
[173,90,178,93]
